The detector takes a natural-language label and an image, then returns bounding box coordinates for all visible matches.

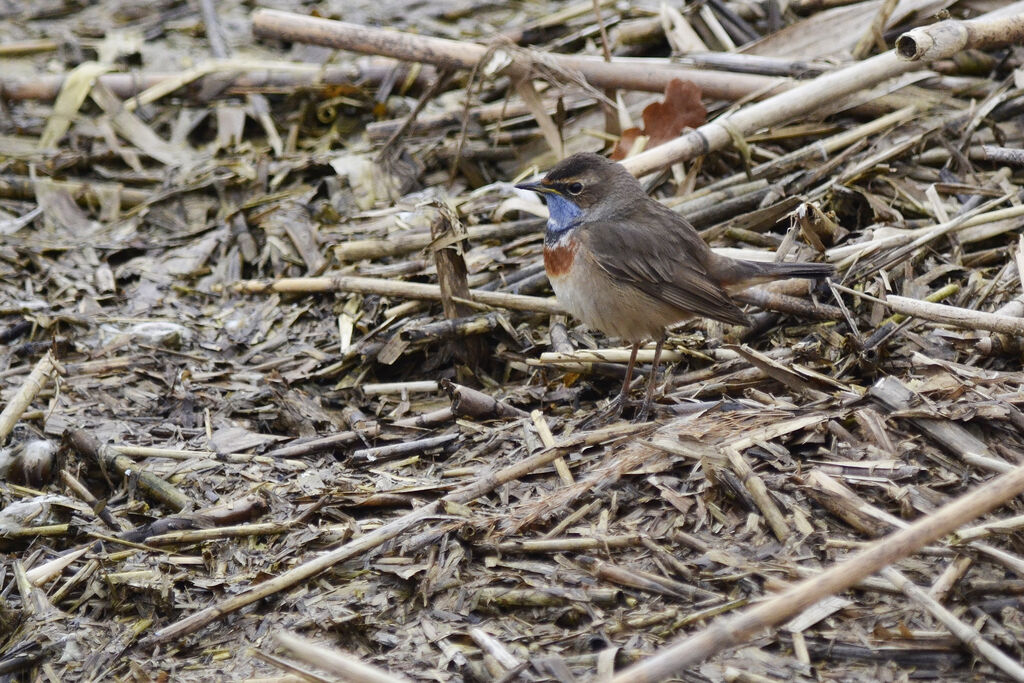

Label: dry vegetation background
[2,0,1024,680]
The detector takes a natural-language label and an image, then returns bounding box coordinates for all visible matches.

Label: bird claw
[632,399,652,423]
[581,395,660,427]
[581,395,630,429]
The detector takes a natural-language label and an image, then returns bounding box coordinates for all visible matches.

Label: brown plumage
[517,152,834,421]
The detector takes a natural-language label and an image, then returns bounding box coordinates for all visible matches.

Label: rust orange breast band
[544,241,578,277]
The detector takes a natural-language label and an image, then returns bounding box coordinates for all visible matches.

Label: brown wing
[578,212,750,327]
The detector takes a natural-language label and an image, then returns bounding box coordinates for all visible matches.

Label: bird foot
[581,395,630,429]
[632,399,653,424]
[583,396,661,427]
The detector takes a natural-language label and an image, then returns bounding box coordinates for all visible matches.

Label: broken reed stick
[233,275,565,314]
[0,351,55,443]
[883,295,1024,335]
[833,282,1024,337]
[828,204,1024,269]
[65,428,190,512]
[724,447,790,541]
[880,567,1024,683]
[868,376,1011,475]
[699,105,917,193]
[532,409,573,486]
[273,631,413,683]
[611,461,1024,682]
[144,422,639,644]
[361,380,440,395]
[979,145,1024,167]
[896,12,1024,61]
[537,348,687,365]
[469,628,523,673]
[619,47,925,177]
[334,219,542,262]
[0,58,434,102]
[250,9,787,101]
[350,433,458,467]
[430,204,489,368]
[625,0,1021,177]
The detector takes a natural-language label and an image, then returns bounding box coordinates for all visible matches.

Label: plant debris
[2,0,1024,681]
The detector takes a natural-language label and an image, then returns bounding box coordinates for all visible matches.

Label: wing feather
[578,212,750,327]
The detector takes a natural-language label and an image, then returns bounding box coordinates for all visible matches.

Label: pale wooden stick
[896,11,1024,61]
[611,462,1024,682]
[724,447,790,541]
[883,295,1024,335]
[532,409,573,485]
[954,513,1024,543]
[881,567,1024,682]
[233,275,564,314]
[469,628,523,672]
[928,555,972,603]
[333,219,539,261]
[361,380,440,395]
[250,8,786,100]
[537,348,687,364]
[832,283,1024,337]
[619,47,926,177]
[0,352,55,443]
[0,59,434,102]
[980,145,1024,166]
[274,631,412,683]
[25,547,89,587]
[493,535,642,553]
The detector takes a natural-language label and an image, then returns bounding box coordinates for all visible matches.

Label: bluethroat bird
[517,152,834,421]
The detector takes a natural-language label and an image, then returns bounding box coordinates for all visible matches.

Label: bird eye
[568,182,584,195]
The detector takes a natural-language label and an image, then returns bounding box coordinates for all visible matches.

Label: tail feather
[712,255,834,293]
[761,261,835,279]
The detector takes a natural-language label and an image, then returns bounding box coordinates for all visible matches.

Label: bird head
[516,152,639,234]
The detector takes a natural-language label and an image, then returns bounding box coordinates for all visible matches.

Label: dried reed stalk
[612,462,1024,681]
[234,275,564,314]
[250,8,787,100]
[897,10,1024,61]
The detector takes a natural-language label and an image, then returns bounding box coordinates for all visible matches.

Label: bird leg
[614,341,641,415]
[634,336,665,423]
[581,342,639,429]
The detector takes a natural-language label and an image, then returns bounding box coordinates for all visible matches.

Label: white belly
[549,265,687,343]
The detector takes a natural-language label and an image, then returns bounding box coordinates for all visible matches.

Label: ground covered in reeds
[2,0,1024,680]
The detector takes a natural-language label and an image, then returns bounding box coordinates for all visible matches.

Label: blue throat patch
[545,193,582,241]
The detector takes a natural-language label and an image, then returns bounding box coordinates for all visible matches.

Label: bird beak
[515,180,555,195]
